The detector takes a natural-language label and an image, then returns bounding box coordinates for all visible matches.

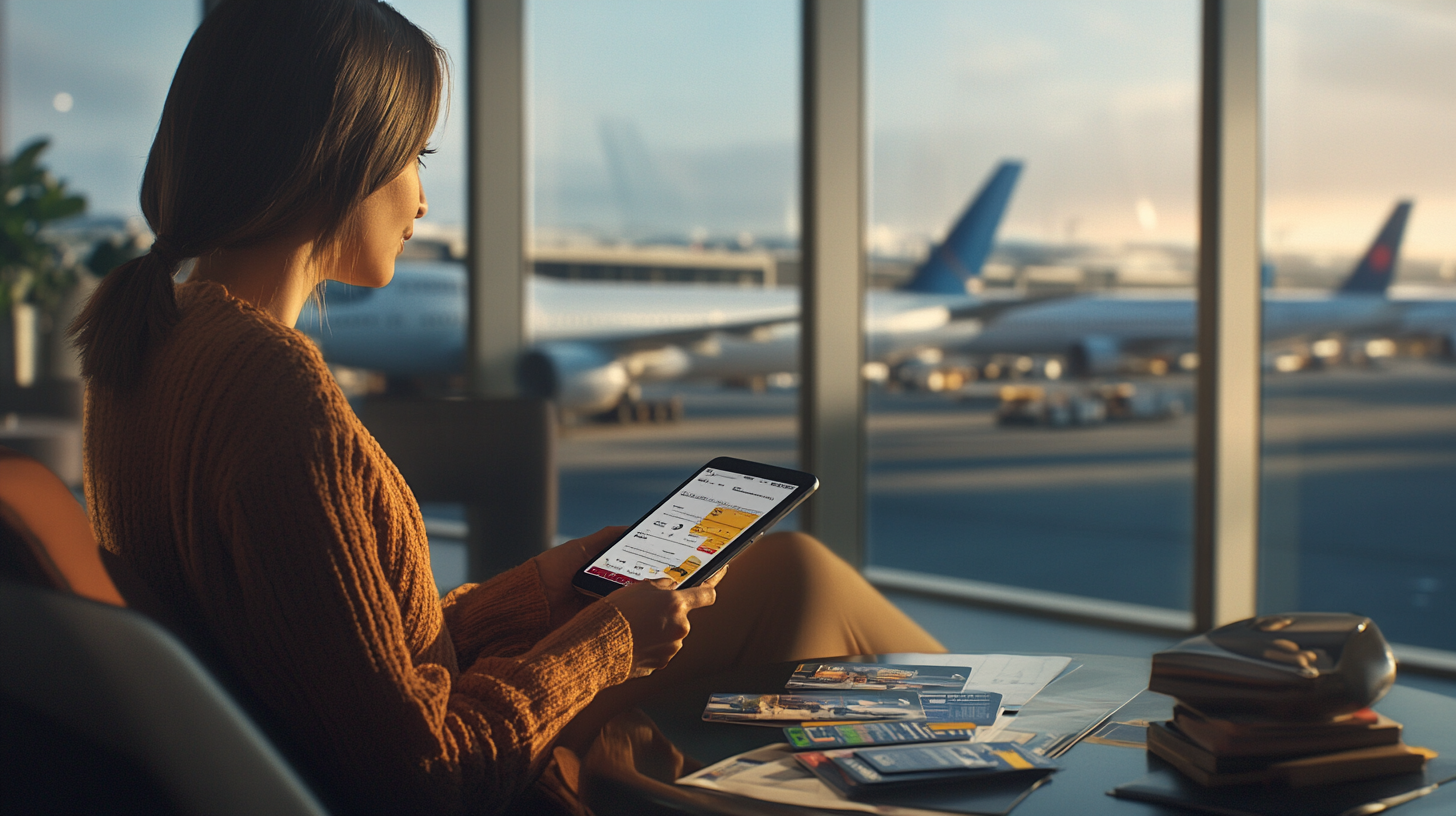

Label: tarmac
[545,360,1456,654]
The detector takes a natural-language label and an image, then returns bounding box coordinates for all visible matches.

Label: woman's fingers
[604,573,722,674]
[678,583,718,611]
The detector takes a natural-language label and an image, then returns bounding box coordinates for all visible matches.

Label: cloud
[1289,0,1456,103]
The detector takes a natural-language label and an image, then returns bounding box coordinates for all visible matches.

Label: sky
[1263,0,1456,258]
[3,0,1451,260]
[870,0,1201,252]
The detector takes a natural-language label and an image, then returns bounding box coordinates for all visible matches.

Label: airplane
[300,160,1026,415]
[943,201,1416,376]
[1389,293,1456,359]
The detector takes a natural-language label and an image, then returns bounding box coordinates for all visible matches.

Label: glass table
[577,653,1456,816]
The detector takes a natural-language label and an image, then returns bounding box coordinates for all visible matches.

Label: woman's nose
[417,187,429,219]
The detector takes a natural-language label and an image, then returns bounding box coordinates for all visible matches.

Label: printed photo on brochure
[786,662,972,692]
[703,692,925,724]
[785,720,978,750]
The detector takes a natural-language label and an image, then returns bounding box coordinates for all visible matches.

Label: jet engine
[1066,335,1121,378]
[517,342,630,415]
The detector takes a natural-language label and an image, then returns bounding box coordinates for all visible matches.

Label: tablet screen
[582,465,797,586]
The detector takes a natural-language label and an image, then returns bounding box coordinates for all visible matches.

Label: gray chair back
[355,396,557,582]
[0,579,327,816]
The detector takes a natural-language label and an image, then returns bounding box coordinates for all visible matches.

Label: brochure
[918,691,1002,726]
[787,662,973,691]
[678,743,1046,816]
[798,742,1056,792]
[785,720,977,750]
[858,744,1000,774]
[796,743,1057,805]
[703,691,925,724]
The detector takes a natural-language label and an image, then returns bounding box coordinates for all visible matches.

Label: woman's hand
[533,526,625,631]
[602,568,725,676]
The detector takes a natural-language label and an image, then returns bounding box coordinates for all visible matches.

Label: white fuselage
[301,263,1453,394]
[301,261,986,378]
[947,288,1409,356]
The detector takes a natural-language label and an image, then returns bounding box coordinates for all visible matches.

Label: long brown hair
[70,0,445,391]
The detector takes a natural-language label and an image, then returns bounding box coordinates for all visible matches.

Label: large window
[0,0,465,389]
[1,0,195,345]
[8,1,1451,666]
[865,0,1202,616]
[528,0,801,539]
[1259,0,1456,652]
[3,1,193,223]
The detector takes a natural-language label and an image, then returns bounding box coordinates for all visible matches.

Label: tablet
[572,456,818,597]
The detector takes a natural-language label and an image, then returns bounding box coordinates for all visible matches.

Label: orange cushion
[0,448,124,606]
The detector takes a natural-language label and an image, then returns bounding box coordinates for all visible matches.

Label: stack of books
[1147,703,1431,787]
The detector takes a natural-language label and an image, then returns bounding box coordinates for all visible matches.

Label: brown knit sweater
[83,281,633,814]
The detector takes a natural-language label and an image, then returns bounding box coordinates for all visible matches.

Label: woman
[73,1,941,813]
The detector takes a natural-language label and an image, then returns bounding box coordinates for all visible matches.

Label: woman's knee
[736,531,840,576]
[723,532,853,600]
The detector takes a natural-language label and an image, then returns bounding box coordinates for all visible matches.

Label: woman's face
[333,159,428,288]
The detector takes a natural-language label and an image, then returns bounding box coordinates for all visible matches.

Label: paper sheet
[1000,659,1148,757]
[875,653,1072,708]
[676,743,979,816]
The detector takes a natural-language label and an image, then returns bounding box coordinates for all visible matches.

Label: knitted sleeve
[210,343,633,814]
[441,563,556,664]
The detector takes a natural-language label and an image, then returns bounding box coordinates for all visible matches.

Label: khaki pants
[556,531,945,754]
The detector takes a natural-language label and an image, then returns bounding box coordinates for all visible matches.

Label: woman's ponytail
[68,239,184,391]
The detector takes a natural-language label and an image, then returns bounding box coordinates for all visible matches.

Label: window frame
[459,0,1456,676]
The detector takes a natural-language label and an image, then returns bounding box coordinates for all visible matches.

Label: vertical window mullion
[467,0,527,398]
[1195,0,1262,631]
[800,0,867,566]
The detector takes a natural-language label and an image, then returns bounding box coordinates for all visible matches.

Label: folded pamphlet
[787,661,974,691]
[796,742,1057,798]
[785,720,977,750]
[703,691,924,724]
[859,744,999,773]
[705,690,1004,728]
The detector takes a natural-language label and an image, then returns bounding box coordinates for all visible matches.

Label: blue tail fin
[902,160,1023,295]
[1339,200,1412,294]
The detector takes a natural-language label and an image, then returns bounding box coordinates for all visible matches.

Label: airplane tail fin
[902,160,1023,295]
[1338,200,1412,294]
[598,117,687,239]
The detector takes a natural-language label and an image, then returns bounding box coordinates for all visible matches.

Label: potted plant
[1,138,87,387]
